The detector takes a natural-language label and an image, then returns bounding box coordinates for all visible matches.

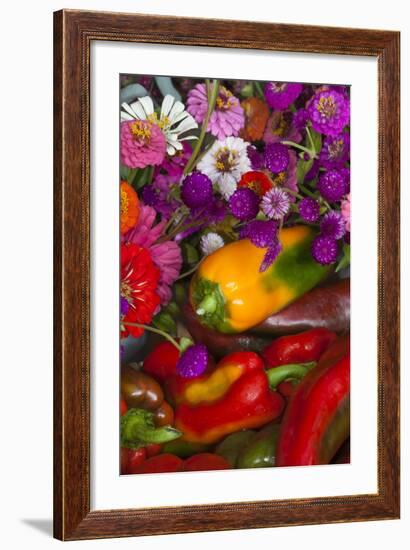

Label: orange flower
[239,97,270,142]
[120,181,140,234]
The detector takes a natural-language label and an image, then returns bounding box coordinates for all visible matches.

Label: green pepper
[214,430,255,467]
[162,439,209,458]
[237,423,280,469]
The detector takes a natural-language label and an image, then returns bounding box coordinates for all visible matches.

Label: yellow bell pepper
[189,225,331,333]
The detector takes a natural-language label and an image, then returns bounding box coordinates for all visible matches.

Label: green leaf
[336,243,350,272]
[152,311,177,336]
[297,158,313,185]
[309,128,322,155]
[240,83,254,97]
[182,242,199,265]
[120,165,130,181]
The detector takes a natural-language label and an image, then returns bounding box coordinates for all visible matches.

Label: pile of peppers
[120,323,350,473]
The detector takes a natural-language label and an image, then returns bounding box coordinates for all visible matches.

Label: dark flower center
[215,147,236,172]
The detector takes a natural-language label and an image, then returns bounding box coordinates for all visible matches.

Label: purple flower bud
[229,188,260,221]
[311,235,338,265]
[240,220,278,249]
[181,171,213,208]
[265,143,289,173]
[298,197,320,223]
[317,169,347,202]
[320,211,346,240]
[176,344,208,379]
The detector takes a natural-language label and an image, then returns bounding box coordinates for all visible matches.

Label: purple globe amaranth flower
[339,167,351,194]
[320,210,346,240]
[240,219,278,248]
[260,238,282,272]
[298,197,320,223]
[293,108,309,130]
[307,89,350,136]
[261,188,291,220]
[181,171,213,208]
[264,82,303,110]
[176,343,208,379]
[263,110,302,144]
[265,143,290,173]
[247,145,265,171]
[320,132,350,169]
[142,172,179,219]
[318,169,347,202]
[229,187,260,221]
[311,235,338,265]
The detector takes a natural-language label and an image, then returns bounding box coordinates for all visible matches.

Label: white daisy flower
[121,95,198,156]
[197,137,251,200]
[200,232,225,256]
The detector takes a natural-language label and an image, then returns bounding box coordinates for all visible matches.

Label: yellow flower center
[215,147,237,172]
[121,188,129,217]
[272,172,287,186]
[148,112,171,130]
[271,115,288,136]
[216,86,234,111]
[317,96,337,118]
[130,120,151,142]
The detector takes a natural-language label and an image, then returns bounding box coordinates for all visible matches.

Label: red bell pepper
[142,341,180,383]
[263,328,336,368]
[173,351,314,445]
[276,335,350,466]
[183,453,231,471]
[133,453,184,474]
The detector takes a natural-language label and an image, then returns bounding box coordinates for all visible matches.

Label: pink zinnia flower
[120,120,166,169]
[341,193,351,232]
[124,204,182,305]
[187,83,245,140]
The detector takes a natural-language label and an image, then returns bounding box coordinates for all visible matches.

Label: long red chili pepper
[276,335,350,466]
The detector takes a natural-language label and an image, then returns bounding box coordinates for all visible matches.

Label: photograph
[119,74,351,475]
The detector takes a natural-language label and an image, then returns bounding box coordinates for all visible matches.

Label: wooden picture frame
[53,9,400,540]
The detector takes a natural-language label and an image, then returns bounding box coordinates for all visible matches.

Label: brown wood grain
[53,9,400,541]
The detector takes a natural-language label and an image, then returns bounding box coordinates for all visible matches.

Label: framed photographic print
[53,9,400,541]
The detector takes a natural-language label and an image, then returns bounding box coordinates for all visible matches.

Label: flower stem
[176,261,202,281]
[254,81,265,99]
[183,79,220,175]
[281,140,317,159]
[298,183,317,199]
[305,125,316,153]
[283,186,303,200]
[122,322,181,351]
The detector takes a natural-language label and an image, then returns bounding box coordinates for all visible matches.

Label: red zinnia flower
[121,243,160,338]
[238,171,273,197]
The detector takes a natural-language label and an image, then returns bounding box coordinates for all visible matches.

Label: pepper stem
[122,321,186,352]
[196,294,217,316]
[121,408,182,449]
[266,362,316,389]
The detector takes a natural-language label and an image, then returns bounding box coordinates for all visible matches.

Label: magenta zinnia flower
[264,82,303,110]
[307,89,350,136]
[124,204,182,305]
[187,83,245,140]
[120,120,166,169]
[320,132,350,169]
